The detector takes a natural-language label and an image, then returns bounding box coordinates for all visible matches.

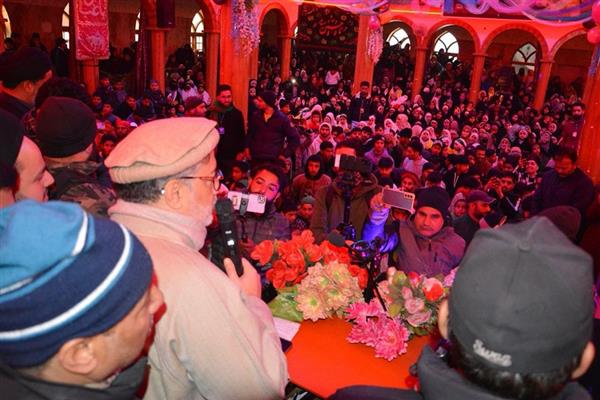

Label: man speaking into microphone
[105,118,287,400]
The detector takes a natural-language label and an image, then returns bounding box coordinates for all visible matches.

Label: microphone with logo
[215,198,244,277]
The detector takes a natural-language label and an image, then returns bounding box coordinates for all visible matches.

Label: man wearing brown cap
[106,118,287,400]
[0,47,52,120]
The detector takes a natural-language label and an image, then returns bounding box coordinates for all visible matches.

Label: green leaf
[268,289,303,322]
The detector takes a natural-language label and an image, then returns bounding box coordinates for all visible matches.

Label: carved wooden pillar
[249,46,259,80]
[147,27,168,92]
[412,45,428,100]
[469,53,486,104]
[204,30,220,100]
[81,60,99,94]
[219,0,251,122]
[352,15,375,94]
[533,59,554,111]
[279,34,292,81]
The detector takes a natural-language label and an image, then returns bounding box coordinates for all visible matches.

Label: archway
[422,24,479,92]
[258,6,290,83]
[374,20,417,89]
[483,28,545,92]
[549,33,593,99]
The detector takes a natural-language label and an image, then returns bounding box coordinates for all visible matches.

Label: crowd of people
[0,31,599,400]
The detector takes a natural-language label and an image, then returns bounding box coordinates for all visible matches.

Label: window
[433,31,459,60]
[2,5,10,39]
[134,12,140,42]
[386,27,410,49]
[190,11,204,52]
[62,3,70,45]
[512,43,537,73]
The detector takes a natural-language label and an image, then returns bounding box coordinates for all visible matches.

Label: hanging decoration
[298,0,594,26]
[232,0,260,56]
[587,0,600,44]
[451,0,596,25]
[73,0,110,60]
[367,15,383,63]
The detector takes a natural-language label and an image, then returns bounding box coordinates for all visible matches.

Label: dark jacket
[348,93,372,123]
[0,357,147,400]
[533,168,594,217]
[442,170,470,197]
[452,214,480,246]
[363,217,465,276]
[0,92,31,121]
[310,175,380,243]
[47,160,116,217]
[331,347,591,400]
[247,109,299,160]
[208,201,291,267]
[208,101,246,162]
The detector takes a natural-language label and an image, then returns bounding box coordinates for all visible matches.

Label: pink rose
[407,310,432,327]
[401,286,413,300]
[405,298,424,314]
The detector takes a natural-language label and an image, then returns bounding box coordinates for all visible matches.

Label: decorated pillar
[532,59,554,111]
[279,34,293,81]
[204,30,220,101]
[74,0,110,95]
[147,27,168,92]
[219,0,258,123]
[469,53,486,104]
[352,15,376,94]
[80,61,100,94]
[578,46,600,183]
[249,45,259,80]
[412,45,428,100]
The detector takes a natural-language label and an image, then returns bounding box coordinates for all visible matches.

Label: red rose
[423,278,444,302]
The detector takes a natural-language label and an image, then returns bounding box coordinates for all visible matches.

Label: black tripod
[350,238,388,311]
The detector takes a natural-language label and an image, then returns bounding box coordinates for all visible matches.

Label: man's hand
[370,191,390,212]
[223,257,261,298]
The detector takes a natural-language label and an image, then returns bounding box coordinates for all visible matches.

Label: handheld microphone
[215,198,244,277]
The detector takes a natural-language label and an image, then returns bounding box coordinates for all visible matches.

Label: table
[286,318,434,399]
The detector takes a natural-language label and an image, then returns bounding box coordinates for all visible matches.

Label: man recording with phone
[208,162,291,267]
[310,141,381,243]
[362,187,465,277]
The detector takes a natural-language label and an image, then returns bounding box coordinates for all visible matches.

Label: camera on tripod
[333,155,372,241]
[335,154,371,175]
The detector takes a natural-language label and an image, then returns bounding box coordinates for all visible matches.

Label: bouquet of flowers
[344,268,457,360]
[296,261,364,321]
[251,230,368,322]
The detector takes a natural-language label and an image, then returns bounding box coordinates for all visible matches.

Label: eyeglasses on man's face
[177,170,223,191]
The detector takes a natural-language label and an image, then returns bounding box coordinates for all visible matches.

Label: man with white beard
[105,118,287,400]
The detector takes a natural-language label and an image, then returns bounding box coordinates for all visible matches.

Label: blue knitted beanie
[0,200,153,368]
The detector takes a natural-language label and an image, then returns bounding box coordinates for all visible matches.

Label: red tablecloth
[286,318,434,398]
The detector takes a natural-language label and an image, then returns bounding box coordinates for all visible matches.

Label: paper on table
[273,317,301,342]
